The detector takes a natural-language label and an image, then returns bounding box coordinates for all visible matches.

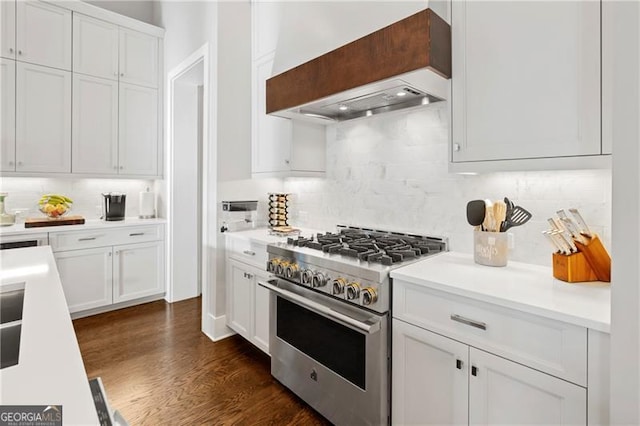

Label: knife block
[552,235,611,283]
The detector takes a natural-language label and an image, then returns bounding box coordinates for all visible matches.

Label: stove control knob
[312,272,328,288]
[267,258,280,273]
[301,269,315,285]
[332,278,347,295]
[285,263,300,279]
[362,287,378,305]
[346,282,361,300]
[276,261,288,276]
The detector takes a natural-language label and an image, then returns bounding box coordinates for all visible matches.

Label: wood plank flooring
[73,297,330,425]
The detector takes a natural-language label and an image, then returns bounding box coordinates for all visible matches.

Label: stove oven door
[259,278,389,426]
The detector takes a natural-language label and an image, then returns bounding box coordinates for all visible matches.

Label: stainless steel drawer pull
[129,232,145,236]
[78,237,97,241]
[450,314,487,331]
[243,250,256,256]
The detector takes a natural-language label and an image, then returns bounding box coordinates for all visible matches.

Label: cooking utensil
[483,199,495,232]
[493,200,507,233]
[466,200,486,228]
[501,205,532,231]
[569,208,592,238]
[501,197,515,231]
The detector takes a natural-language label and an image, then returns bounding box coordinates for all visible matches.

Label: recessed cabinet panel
[16,62,71,173]
[227,259,254,338]
[119,28,158,88]
[392,319,469,425]
[119,83,158,176]
[253,271,271,353]
[0,58,16,172]
[113,241,164,303]
[451,1,601,162]
[469,348,586,425]
[252,53,292,174]
[16,1,71,70]
[55,247,113,313]
[1,0,16,60]
[73,13,119,80]
[72,74,119,174]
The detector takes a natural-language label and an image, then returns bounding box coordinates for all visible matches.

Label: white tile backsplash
[0,178,155,220]
[284,103,612,266]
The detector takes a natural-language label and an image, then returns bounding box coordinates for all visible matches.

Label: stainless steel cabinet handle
[113,165,118,170]
[8,161,13,166]
[115,251,120,255]
[246,273,253,279]
[17,161,22,166]
[9,48,14,53]
[129,232,145,236]
[243,250,255,256]
[119,166,124,170]
[17,50,22,55]
[78,237,97,241]
[259,279,381,334]
[108,252,112,257]
[450,314,486,331]
[120,73,124,77]
[471,366,478,377]
[284,159,290,164]
[456,359,463,370]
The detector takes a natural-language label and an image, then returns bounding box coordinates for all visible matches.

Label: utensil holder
[574,235,611,282]
[474,230,508,267]
[552,252,599,283]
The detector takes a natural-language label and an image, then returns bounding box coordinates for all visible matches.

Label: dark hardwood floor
[73,297,330,426]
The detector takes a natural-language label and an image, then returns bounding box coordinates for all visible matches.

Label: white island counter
[0,246,98,425]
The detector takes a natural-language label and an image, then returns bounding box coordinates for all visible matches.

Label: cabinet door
[226,259,253,339]
[451,1,601,162]
[119,83,158,176]
[252,53,292,174]
[16,61,71,173]
[16,1,71,70]
[72,74,118,174]
[1,0,16,59]
[392,319,469,425]
[253,271,270,354]
[113,241,164,303]
[119,28,158,88]
[73,14,119,81]
[0,58,16,171]
[469,347,586,425]
[251,0,281,60]
[54,247,113,313]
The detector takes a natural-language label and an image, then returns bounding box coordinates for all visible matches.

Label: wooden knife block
[552,235,611,283]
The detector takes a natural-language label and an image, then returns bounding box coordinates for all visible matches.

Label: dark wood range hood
[266,8,451,123]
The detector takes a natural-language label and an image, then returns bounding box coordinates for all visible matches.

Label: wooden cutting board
[25,215,86,228]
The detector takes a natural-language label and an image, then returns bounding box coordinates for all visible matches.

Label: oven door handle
[258,280,381,335]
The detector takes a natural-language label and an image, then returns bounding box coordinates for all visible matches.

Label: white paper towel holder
[139,187,156,219]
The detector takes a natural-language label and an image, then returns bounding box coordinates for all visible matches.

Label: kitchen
[0,0,636,425]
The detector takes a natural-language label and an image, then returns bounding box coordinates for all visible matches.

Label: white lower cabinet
[113,241,164,303]
[52,225,165,316]
[393,319,587,425]
[226,255,270,355]
[54,246,113,313]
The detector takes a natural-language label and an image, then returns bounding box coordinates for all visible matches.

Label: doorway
[166,44,210,306]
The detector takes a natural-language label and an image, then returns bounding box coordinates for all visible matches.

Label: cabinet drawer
[50,225,163,252]
[226,235,267,269]
[393,280,587,386]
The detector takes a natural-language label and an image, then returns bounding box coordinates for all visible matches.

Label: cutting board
[25,216,86,228]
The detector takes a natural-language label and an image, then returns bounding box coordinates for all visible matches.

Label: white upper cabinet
[16,1,71,70]
[72,74,118,174]
[119,83,158,176]
[1,0,16,59]
[0,59,16,172]
[251,0,281,60]
[16,61,71,173]
[451,1,602,165]
[119,28,158,88]
[73,14,119,81]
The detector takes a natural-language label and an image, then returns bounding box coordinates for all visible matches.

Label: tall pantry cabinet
[0,0,164,178]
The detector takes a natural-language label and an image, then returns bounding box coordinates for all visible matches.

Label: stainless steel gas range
[259,225,447,425]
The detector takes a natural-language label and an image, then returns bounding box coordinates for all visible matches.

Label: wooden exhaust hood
[266,8,451,123]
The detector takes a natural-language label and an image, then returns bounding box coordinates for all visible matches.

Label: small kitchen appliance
[261,225,447,425]
[102,193,126,221]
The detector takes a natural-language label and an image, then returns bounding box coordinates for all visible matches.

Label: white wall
[0,177,154,219]
[85,0,155,25]
[284,103,612,267]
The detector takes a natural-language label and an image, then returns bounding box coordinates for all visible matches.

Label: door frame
[166,43,210,304]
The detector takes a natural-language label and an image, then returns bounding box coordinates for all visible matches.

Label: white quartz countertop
[0,246,99,425]
[390,252,611,333]
[0,217,166,236]
[224,227,324,246]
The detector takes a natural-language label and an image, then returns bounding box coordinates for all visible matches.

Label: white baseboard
[202,312,235,342]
